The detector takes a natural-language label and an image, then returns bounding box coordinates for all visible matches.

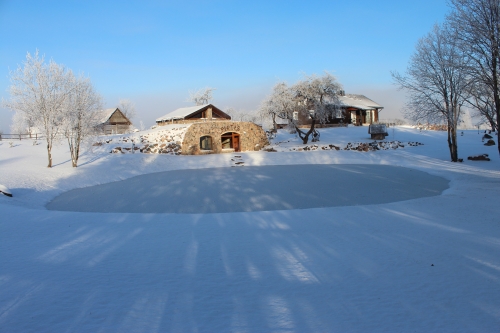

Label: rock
[0,184,12,197]
[483,133,493,139]
[467,154,490,161]
[484,139,496,146]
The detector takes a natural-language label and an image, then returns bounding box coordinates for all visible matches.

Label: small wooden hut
[98,108,133,134]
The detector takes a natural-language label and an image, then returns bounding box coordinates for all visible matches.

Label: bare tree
[226,107,260,123]
[392,24,471,162]
[292,72,342,144]
[4,51,72,167]
[467,81,498,131]
[62,75,103,167]
[189,87,216,106]
[117,99,136,121]
[448,0,500,153]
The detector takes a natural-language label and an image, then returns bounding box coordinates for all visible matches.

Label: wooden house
[156,104,231,125]
[297,93,383,127]
[339,93,383,126]
[98,108,133,135]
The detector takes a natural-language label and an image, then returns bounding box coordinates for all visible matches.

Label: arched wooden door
[221,132,240,152]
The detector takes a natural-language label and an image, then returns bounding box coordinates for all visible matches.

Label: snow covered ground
[1,126,499,332]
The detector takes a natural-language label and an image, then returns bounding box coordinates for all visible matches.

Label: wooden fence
[0,133,42,141]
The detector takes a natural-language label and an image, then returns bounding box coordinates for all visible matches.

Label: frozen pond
[46,164,449,214]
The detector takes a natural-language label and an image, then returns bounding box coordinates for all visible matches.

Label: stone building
[154,104,268,155]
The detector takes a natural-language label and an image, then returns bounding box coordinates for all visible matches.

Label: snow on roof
[338,94,383,111]
[99,108,119,124]
[156,104,210,122]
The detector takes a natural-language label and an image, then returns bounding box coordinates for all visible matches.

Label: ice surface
[47,165,449,214]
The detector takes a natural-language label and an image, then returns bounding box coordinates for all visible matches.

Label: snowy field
[1,126,500,332]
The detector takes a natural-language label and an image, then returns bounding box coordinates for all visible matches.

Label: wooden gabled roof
[156,104,231,122]
[99,108,132,125]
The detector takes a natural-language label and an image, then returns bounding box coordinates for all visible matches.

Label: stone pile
[140,143,181,155]
[283,140,424,152]
[468,154,490,161]
[416,124,447,131]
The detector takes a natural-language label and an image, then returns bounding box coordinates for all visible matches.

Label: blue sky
[0,0,449,132]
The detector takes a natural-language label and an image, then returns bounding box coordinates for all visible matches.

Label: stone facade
[181,121,268,155]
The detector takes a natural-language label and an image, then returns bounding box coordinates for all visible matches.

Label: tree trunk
[73,141,80,167]
[295,118,316,144]
[46,143,52,168]
[447,125,459,162]
[491,46,500,156]
[489,118,497,132]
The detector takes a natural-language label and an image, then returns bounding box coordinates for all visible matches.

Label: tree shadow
[2,196,500,331]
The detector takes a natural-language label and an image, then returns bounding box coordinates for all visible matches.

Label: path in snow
[46,164,449,213]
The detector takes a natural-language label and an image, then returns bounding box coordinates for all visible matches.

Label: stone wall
[181,121,268,155]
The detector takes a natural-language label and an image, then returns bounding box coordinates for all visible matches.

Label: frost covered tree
[117,99,136,121]
[4,51,72,167]
[10,111,28,135]
[259,82,297,130]
[259,73,342,143]
[226,107,260,123]
[292,73,342,144]
[189,87,215,105]
[62,75,103,167]
[448,0,500,146]
[392,24,471,162]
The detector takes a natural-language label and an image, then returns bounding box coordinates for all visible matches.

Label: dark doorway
[221,132,240,152]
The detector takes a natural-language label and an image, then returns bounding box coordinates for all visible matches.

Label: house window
[366,110,372,123]
[200,136,213,150]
